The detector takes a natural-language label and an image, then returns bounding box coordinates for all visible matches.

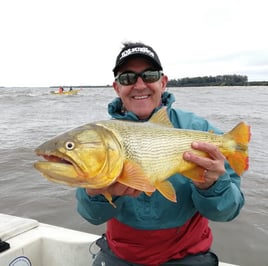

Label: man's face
[113,57,168,120]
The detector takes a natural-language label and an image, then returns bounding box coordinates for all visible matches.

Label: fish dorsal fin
[149,107,173,128]
[117,160,156,192]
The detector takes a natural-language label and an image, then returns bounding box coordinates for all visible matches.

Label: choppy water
[0,86,267,266]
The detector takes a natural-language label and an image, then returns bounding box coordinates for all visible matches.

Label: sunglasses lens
[117,70,162,85]
[142,71,160,83]
[118,73,137,85]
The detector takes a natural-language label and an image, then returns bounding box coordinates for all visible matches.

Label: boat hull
[0,213,239,266]
[50,89,80,95]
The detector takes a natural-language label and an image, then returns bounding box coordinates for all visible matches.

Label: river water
[0,86,267,266]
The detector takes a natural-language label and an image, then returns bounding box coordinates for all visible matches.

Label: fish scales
[98,119,223,183]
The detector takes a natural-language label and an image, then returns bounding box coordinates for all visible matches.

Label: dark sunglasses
[115,70,163,86]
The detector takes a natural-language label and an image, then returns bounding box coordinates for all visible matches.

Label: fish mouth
[35,149,74,166]
[42,154,72,165]
[34,150,86,185]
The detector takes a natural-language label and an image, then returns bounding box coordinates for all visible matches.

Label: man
[76,42,244,266]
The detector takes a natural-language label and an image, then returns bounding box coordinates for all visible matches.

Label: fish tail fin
[222,122,251,176]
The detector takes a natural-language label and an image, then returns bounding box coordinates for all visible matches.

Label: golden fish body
[34,108,250,205]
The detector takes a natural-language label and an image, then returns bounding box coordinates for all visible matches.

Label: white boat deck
[0,213,238,266]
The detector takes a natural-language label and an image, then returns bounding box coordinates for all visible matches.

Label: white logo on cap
[119,47,155,60]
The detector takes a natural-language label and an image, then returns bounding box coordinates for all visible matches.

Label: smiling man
[112,43,167,120]
[76,42,245,266]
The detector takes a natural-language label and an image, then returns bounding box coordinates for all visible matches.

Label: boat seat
[0,214,39,241]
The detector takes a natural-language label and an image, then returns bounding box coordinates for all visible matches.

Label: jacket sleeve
[76,188,125,225]
[191,162,245,221]
[169,107,245,221]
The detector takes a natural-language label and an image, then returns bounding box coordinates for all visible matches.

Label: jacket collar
[108,91,175,121]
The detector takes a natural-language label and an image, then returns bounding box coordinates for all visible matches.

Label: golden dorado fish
[34,108,250,206]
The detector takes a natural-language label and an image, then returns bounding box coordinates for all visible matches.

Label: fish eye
[65,141,75,150]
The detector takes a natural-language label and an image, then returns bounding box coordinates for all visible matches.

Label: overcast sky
[0,0,267,87]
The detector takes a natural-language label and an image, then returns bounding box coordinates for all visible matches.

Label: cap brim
[113,54,162,76]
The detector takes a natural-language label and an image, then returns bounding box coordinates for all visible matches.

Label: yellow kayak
[50,89,80,95]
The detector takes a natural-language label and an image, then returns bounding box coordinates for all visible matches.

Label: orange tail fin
[222,122,251,176]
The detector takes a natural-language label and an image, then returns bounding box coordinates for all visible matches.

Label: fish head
[34,123,124,189]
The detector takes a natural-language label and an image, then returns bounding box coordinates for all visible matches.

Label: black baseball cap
[113,43,163,76]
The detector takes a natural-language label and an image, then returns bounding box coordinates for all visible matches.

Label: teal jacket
[76,91,245,230]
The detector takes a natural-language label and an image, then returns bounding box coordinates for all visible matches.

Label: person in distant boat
[76,42,245,266]
[59,87,64,93]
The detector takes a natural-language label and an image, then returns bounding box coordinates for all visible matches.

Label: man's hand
[183,142,226,189]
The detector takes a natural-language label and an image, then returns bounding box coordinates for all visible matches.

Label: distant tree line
[167,74,268,87]
[166,74,268,87]
[167,74,250,87]
[48,74,268,89]
[247,81,268,86]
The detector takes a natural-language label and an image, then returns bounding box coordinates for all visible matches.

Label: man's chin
[134,108,153,120]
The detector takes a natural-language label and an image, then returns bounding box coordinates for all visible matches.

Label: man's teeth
[134,95,148,99]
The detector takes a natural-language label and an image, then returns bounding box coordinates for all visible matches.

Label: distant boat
[50,89,80,95]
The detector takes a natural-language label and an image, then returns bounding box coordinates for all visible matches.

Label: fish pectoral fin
[102,191,116,208]
[181,166,205,183]
[155,180,177,203]
[117,160,156,192]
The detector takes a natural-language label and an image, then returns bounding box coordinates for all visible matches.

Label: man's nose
[134,76,147,88]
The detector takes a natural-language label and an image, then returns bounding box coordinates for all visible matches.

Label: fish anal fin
[148,107,173,128]
[102,191,116,208]
[155,180,177,203]
[145,192,153,197]
[117,160,156,192]
[181,166,206,183]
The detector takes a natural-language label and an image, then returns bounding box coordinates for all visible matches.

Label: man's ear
[113,81,120,96]
[161,75,168,92]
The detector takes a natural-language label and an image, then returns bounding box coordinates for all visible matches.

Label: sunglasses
[115,70,163,86]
